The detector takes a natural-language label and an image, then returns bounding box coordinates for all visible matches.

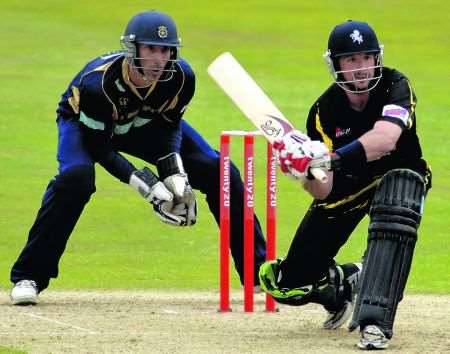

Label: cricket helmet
[120,10,181,81]
[323,20,384,93]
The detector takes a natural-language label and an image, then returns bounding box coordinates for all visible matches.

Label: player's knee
[369,169,425,239]
[54,165,96,199]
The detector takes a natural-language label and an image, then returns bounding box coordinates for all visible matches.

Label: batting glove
[288,140,330,182]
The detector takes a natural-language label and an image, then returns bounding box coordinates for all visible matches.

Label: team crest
[350,30,363,44]
[158,25,168,38]
[119,97,128,107]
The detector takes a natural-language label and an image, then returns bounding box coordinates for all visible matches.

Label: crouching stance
[10,10,267,305]
[259,20,431,350]
[10,10,197,305]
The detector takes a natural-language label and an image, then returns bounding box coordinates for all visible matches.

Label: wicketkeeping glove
[157,153,197,226]
[129,167,173,204]
[153,200,191,226]
[129,167,191,226]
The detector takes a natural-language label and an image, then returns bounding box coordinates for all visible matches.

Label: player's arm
[358,120,402,161]
[334,77,415,169]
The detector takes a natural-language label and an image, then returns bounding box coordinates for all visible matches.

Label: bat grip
[310,168,328,183]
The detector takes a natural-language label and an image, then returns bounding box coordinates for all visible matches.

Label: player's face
[137,44,171,81]
[338,53,376,90]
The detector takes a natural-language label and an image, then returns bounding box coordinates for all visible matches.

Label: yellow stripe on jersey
[406,80,416,129]
[165,61,186,112]
[166,96,179,111]
[93,62,114,72]
[68,86,80,114]
[157,99,170,113]
[121,59,157,100]
[315,108,333,150]
[317,179,380,209]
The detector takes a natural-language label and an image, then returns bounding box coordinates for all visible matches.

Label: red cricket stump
[219,131,277,312]
[219,134,231,312]
[243,134,255,312]
[265,142,277,312]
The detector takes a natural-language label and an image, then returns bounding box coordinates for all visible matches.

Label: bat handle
[310,168,328,183]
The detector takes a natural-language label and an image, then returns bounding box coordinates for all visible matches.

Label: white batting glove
[273,130,311,181]
[287,140,330,182]
[273,130,310,157]
[304,140,332,171]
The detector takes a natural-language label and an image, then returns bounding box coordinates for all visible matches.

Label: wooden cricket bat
[207,52,327,183]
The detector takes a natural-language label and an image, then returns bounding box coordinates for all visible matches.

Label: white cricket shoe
[358,325,389,350]
[10,280,39,305]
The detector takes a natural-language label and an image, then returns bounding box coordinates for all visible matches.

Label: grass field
[1,0,449,299]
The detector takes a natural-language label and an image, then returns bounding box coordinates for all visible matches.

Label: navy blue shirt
[57,52,195,182]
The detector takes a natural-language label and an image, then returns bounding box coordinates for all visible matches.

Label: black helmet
[323,20,384,93]
[328,20,380,58]
[120,10,181,81]
[122,11,180,48]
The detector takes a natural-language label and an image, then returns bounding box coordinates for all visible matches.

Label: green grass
[1,0,449,294]
[0,346,27,354]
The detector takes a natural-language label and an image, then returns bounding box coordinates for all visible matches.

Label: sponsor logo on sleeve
[382,104,409,126]
[335,127,351,138]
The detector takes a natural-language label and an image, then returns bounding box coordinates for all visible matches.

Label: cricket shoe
[323,262,362,330]
[358,325,389,350]
[258,258,313,306]
[10,280,39,305]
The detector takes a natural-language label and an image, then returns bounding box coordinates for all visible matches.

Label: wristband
[334,140,366,171]
[157,152,184,180]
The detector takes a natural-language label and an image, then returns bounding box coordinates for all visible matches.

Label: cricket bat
[207,52,327,183]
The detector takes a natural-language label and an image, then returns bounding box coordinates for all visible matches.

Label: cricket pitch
[0,290,449,353]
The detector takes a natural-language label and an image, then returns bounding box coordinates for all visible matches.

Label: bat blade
[207,52,293,144]
[207,52,328,183]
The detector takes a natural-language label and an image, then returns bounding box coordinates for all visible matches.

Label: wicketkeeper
[10,10,267,305]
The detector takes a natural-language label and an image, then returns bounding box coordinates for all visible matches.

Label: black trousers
[279,176,377,288]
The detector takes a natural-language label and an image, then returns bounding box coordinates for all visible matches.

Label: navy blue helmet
[323,20,384,93]
[120,10,181,81]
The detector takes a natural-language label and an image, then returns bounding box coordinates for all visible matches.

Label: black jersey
[306,68,430,210]
[56,52,195,182]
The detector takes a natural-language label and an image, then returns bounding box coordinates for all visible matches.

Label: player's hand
[273,130,310,157]
[153,200,194,226]
[273,130,310,175]
[129,167,173,204]
[157,153,198,226]
[288,140,330,181]
[162,176,197,226]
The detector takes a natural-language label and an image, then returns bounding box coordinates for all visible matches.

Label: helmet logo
[349,30,363,44]
[157,25,168,39]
